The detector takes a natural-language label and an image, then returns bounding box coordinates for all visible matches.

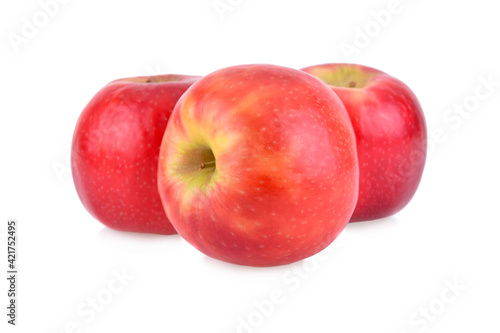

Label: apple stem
[349,81,357,88]
[199,161,216,170]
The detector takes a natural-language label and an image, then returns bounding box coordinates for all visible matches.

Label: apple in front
[72,74,200,234]
[157,64,359,266]
[302,63,427,222]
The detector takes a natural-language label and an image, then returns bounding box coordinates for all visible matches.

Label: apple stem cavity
[305,65,380,89]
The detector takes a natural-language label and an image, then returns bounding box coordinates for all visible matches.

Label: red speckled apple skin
[158,65,359,266]
[72,74,200,234]
[302,64,427,222]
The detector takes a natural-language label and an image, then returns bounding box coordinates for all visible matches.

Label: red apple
[301,63,427,222]
[72,74,200,234]
[157,64,359,266]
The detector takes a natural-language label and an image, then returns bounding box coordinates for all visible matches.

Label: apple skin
[157,64,359,266]
[301,63,427,222]
[72,74,200,234]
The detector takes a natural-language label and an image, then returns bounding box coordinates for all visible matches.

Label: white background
[1,0,499,332]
